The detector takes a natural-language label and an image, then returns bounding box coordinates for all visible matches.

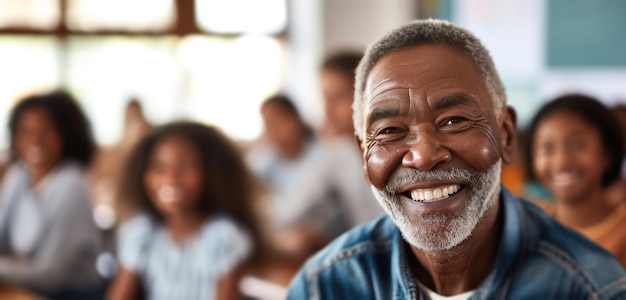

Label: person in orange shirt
[528,93,626,266]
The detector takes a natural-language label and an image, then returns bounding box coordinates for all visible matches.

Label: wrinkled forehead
[363,45,491,106]
[366,63,434,98]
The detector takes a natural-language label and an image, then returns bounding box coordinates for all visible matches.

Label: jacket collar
[392,186,522,299]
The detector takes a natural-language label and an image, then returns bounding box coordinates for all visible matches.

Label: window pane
[66,37,181,145]
[0,0,60,29]
[177,35,285,140]
[66,0,175,32]
[195,0,287,35]
[0,36,60,149]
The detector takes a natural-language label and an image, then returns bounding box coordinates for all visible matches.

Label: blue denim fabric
[287,187,626,299]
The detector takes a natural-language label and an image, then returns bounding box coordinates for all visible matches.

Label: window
[195,0,287,34]
[0,0,60,29]
[177,35,285,139]
[0,37,60,146]
[66,0,176,32]
[0,1,288,147]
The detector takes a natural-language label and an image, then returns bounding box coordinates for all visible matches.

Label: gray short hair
[353,19,506,140]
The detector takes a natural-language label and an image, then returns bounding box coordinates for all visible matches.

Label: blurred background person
[246,95,334,260]
[0,90,104,299]
[528,94,626,266]
[247,92,383,264]
[87,98,154,285]
[108,121,263,300]
[89,98,154,226]
[318,51,383,221]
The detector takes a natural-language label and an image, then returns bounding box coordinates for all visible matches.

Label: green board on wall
[548,0,626,68]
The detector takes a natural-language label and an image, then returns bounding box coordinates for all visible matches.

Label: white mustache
[384,168,472,195]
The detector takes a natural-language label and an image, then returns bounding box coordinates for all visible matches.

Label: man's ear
[354,134,371,184]
[500,106,517,164]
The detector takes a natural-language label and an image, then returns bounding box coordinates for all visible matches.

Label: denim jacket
[287,187,626,299]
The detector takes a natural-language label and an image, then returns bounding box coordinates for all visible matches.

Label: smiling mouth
[552,172,579,187]
[157,185,182,204]
[403,184,462,202]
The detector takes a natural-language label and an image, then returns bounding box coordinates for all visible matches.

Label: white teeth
[553,173,577,186]
[409,184,461,202]
[157,185,180,204]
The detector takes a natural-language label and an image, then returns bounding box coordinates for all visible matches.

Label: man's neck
[408,199,502,296]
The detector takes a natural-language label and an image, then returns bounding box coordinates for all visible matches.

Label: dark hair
[526,94,624,186]
[261,94,314,139]
[612,104,626,119]
[122,121,263,256]
[8,90,96,167]
[322,51,363,85]
[613,104,626,111]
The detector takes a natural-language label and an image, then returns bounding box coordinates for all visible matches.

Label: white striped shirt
[118,214,252,300]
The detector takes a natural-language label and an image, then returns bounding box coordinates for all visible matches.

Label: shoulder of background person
[51,160,88,182]
[0,162,28,189]
[315,136,363,167]
[116,212,158,243]
[244,139,279,173]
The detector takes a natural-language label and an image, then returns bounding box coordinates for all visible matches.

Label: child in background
[0,90,103,299]
[528,94,626,266]
[107,121,261,300]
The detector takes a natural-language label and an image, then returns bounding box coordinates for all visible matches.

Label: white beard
[371,160,502,251]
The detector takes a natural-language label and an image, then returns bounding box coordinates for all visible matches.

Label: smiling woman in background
[528,94,626,266]
[0,90,104,299]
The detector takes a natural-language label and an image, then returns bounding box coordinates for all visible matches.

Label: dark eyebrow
[367,107,402,126]
[433,94,479,111]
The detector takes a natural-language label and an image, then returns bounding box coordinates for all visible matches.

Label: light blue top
[118,213,252,300]
[0,161,103,293]
[247,137,383,239]
[287,187,626,299]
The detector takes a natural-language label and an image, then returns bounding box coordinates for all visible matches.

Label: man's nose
[401,126,451,171]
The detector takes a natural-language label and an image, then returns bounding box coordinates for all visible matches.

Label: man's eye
[444,117,468,126]
[440,117,472,132]
[380,127,402,135]
[366,127,405,145]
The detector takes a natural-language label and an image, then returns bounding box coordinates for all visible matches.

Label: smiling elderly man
[287,20,626,299]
